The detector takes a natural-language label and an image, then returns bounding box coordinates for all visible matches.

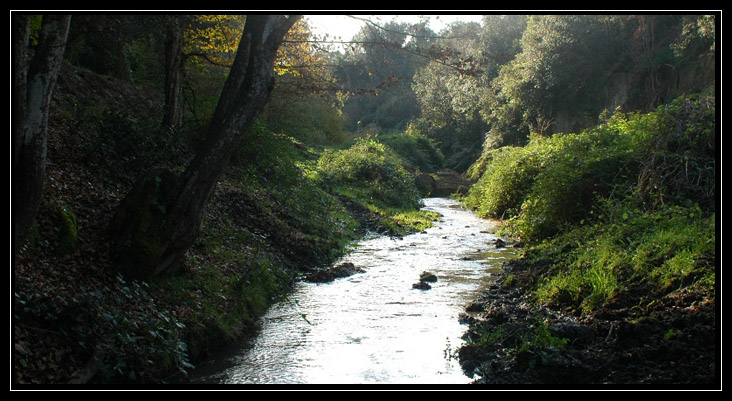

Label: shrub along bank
[313,137,440,234]
[458,94,717,385]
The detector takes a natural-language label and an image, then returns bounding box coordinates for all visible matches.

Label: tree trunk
[13,14,71,257]
[108,15,300,279]
[162,16,185,129]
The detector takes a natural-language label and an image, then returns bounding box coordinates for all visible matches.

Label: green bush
[508,123,653,241]
[377,125,444,173]
[465,94,714,243]
[227,122,358,262]
[315,137,422,210]
[229,120,307,188]
[635,94,716,210]
[261,94,348,146]
[462,142,546,220]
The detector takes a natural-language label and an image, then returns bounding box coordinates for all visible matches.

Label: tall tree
[13,14,72,257]
[162,15,186,128]
[334,19,433,131]
[108,15,300,279]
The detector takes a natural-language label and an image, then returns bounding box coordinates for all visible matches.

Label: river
[193,197,518,385]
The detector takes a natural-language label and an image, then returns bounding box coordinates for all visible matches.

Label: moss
[21,221,42,253]
[502,274,517,288]
[50,205,79,255]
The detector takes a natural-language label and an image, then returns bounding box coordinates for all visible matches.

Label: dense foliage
[464,93,715,310]
[315,137,423,211]
[413,15,715,172]
[374,125,444,173]
[334,19,433,132]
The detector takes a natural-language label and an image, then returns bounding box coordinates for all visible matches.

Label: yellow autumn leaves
[184,15,327,78]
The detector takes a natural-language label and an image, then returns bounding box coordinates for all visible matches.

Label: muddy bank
[457,258,718,387]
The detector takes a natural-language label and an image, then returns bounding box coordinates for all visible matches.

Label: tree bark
[162,16,185,129]
[13,14,71,257]
[108,15,300,279]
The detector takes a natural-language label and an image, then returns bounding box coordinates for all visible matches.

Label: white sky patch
[305,14,484,44]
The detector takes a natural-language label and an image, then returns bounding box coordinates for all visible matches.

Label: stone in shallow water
[305,262,364,283]
[412,281,432,290]
[419,271,438,282]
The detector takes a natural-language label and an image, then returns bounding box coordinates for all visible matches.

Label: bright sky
[305,14,484,43]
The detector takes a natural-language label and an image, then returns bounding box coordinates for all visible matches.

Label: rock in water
[413,271,438,290]
[412,281,432,290]
[305,262,364,283]
[419,271,438,282]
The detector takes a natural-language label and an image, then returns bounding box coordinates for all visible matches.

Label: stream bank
[457,256,717,386]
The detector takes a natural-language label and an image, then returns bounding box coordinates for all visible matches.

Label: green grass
[530,203,715,312]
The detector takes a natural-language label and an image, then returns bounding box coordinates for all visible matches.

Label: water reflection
[199,198,517,385]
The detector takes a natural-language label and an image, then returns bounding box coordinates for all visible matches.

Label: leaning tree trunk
[13,14,71,257]
[108,15,300,279]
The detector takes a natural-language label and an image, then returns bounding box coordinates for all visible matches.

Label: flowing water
[195,197,518,385]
